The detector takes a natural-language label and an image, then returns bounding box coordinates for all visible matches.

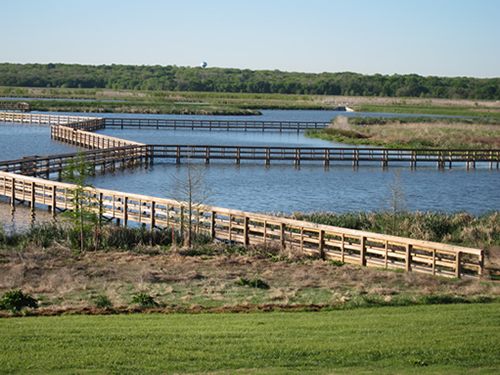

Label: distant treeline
[1,63,499,100]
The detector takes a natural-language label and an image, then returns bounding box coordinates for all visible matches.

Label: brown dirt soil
[1,244,499,317]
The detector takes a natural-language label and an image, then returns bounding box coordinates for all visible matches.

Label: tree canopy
[1,63,499,100]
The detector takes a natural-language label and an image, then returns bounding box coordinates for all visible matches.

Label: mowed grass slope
[1,303,499,374]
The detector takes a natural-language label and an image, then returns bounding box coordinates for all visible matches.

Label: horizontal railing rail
[146,145,500,168]
[50,125,144,148]
[0,171,484,279]
[103,117,330,132]
[0,146,149,177]
[0,112,98,126]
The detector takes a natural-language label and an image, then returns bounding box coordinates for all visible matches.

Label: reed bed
[307,116,500,149]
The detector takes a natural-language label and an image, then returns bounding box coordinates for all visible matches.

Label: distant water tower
[200,61,207,68]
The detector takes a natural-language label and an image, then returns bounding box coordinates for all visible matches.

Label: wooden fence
[3,112,499,169]
[0,170,484,279]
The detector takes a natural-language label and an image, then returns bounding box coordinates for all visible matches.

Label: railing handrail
[0,170,483,257]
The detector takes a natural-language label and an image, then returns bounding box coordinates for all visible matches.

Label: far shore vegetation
[1,62,499,100]
[2,85,500,118]
[305,116,500,149]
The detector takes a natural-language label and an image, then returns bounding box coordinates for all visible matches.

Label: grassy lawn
[0,303,499,374]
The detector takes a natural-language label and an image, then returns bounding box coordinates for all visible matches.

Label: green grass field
[1,303,499,374]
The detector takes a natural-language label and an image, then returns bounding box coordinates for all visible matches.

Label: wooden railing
[0,112,98,126]
[51,125,143,149]
[0,171,484,279]
[0,146,149,177]
[148,145,499,169]
[103,118,330,132]
[49,129,500,169]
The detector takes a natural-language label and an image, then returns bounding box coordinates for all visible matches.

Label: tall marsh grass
[309,116,500,149]
[0,223,211,253]
[291,211,500,248]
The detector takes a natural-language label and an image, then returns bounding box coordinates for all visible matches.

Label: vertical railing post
[360,236,366,266]
[319,230,325,260]
[150,201,155,231]
[244,216,249,246]
[341,233,345,262]
[30,181,36,221]
[280,223,286,249]
[123,197,128,228]
[405,244,412,272]
[478,250,484,277]
[51,186,57,218]
[455,251,462,279]
[210,211,216,240]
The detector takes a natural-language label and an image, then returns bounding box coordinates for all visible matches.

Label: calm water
[1,110,499,231]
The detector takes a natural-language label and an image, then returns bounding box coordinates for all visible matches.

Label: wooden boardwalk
[147,145,500,169]
[0,146,148,178]
[0,112,99,126]
[0,170,484,279]
[0,112,491,279]
[3,112,499,169]
[103,117,330,132]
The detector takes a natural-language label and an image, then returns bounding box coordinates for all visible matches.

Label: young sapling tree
[62,152,103,252]
[166,157,212,248]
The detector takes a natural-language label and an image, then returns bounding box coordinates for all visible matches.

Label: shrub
[0,290,38,314]
[131,293,158,308]
[235,278,270,290]
[421,295,468,305]
[94,294,112,309]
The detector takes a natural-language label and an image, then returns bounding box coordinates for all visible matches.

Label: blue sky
[1,0,499,78]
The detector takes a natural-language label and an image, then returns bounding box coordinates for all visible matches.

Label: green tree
[62,152,102,252]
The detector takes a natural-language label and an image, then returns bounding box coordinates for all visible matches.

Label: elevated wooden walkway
[0,112,491,279]
[0,146,148,178]
[0,112,99,126]
[146,145,500,169]
[3,112,497,169]
[0,170,484,279]
[103,118,330,132]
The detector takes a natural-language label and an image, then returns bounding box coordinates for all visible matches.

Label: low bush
[235,278,270,290]
[0,290,38,314]
[131,293,158,308]
[94,294,112,309]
